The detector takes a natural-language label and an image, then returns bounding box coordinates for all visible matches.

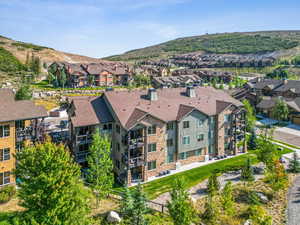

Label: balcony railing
[129,137,144,149]
[76,151,89,163]
[16,127,34,141]
[122,154,144,168]
[76,135,92,145]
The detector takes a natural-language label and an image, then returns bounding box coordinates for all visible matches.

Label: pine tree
[120,186,134,219]
[221,181,234,215]
[87,129,113,207]
[288,152,300,173]
[131,183,148,225]
[14,139,91,225]
[241,158,254,181]
[207,172,220,196]
[248,129,258,150]
[167,178,195,225]
[15,83,32,100]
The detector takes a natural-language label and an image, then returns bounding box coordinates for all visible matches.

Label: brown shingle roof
[0,89,48,123]
[104,87,243,129]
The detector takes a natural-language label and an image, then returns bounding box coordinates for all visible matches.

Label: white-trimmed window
[182,136,190,145]
[0,125,10,138]
[183,121,190,129]
[148,143,157,152]
[197,134,204,142]
[147,160,156,170]
[0,171,10,186]
[147,125,157,135]
[0,148,10,161]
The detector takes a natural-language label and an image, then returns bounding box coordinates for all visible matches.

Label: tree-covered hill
[104,31,300,61]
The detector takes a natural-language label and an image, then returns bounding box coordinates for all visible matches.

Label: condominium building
[0,89,47,187]
[68,86,246,185]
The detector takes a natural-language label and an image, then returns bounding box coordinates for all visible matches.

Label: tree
[15,83,32,100]
[167,178,195,225]
[131,183,148,225]
[221,181,234,215]
[14,139,91,225]
[87,129,113,207]
[266,159,288,192]
[248,129,258,150]
[241,158,254,182]
[202,195,219,225]
[288,152,300,173]
[242,99,256,131]
[207,172,220,196]
[247,205,272,225]
[273,98,289,122]
[120,186,134,219]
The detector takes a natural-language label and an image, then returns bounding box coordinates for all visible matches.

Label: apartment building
[68,86,246,185]
[0,89,47,187]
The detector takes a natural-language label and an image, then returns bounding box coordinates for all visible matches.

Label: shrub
[0,185,16,204]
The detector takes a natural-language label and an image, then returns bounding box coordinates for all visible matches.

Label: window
[148,143,157,152]
[147,125,157,135]
[0,171,10,186]
[183,121,189,129]
[16,120,25,129]
[179,152,187,160]
[0,125,10,138]
[197,134,204,142]
[167,139,173,147]
[195,149,202,156]
[167,122,173,130]
[0,148,10,161]
[197,119,204,127]
[116,142,120,152]
[182,136,190,145]
[224,115,230,123]
[187,150,195,158]
[167,150,174,163]
[16,142,24,152]
[116,124,120,134]
[147,160,156,170]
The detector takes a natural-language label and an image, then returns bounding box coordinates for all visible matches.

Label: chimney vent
[148,88,158,101]
[186,86,196,98]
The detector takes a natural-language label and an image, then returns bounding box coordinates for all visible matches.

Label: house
[0,89,47,187]
[68,87,246,185]
[152,75,202,88]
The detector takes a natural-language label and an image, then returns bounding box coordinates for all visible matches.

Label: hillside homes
[245,78,300,124]
[48,62,132,88]
[0,89,47,187]
[68,86,247,185]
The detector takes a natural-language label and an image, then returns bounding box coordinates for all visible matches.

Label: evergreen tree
[202,195,218,225]
[167,178,195,225]
[207,172,220,196]
[248,129,258,150]
[131,183,148,225]
[14,139,91,225]
[87,129,113,207]
[273,98,289,122]
[242,99,256,131]
[15,83,32,100]
[288,152,300,173]
[241,158,254,182]
[120,186,134,219]
[221,181,234,215]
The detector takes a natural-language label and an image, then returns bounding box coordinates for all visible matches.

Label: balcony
[129,137,144,149]
[16,127,34,141]
[76,135,92,145]
[122,154,145,168]
[76,151,89,163]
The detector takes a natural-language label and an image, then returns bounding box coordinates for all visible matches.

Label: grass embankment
[140,147,293,200]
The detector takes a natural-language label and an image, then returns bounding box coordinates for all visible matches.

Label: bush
[0,185,16,204]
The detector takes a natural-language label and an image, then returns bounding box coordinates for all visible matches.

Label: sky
[0,0,299,58]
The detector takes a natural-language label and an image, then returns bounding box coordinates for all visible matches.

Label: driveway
[287,175,300,225]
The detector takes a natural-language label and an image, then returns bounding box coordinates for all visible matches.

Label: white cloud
[136,22,180,39]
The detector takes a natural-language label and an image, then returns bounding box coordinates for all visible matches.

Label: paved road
[287,175,300,225]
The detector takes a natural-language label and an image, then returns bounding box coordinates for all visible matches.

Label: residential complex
[0,89,47,187]
[48,62,132,88]
[245,78,300,125]
[68,86,247,185]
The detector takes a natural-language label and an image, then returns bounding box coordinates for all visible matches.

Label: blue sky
[0,0,299,58]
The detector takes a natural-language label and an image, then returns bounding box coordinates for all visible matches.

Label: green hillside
[105,31,300,61]
[0,47,26,72]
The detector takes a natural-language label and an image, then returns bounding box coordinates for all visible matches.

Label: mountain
[104,30,300,62]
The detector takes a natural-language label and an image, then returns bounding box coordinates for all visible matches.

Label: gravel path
[153,163,265,205]
[287,175,300,225]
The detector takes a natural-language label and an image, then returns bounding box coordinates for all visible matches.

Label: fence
[109,190,167,214]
